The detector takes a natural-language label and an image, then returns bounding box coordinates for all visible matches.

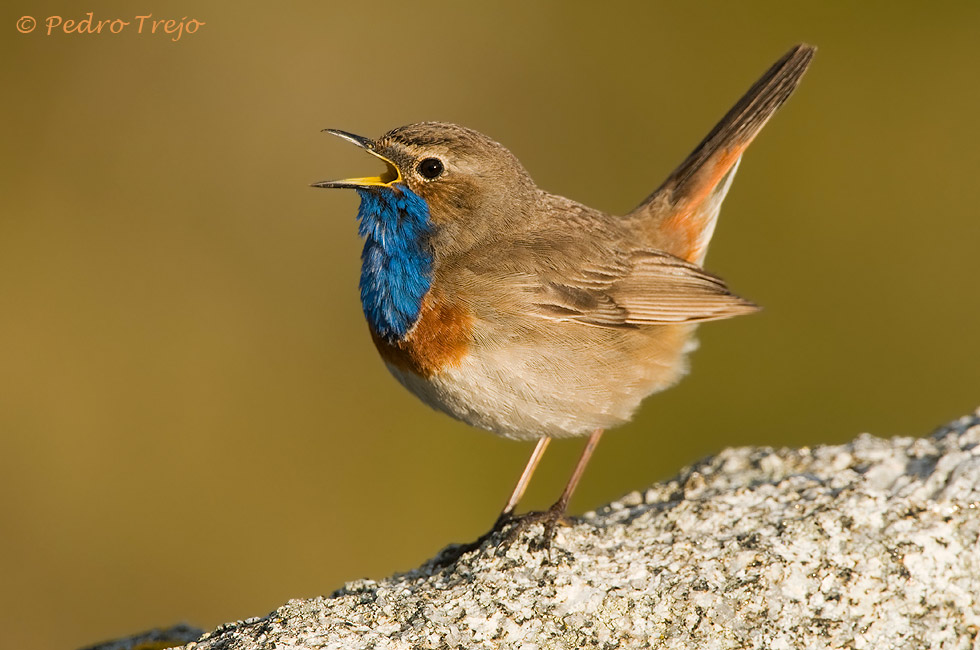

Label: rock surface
[178,412,980,650]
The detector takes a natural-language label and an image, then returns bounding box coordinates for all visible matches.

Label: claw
[498,508,569,553]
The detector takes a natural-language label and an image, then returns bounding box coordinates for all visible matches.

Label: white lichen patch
[184,410,980,650]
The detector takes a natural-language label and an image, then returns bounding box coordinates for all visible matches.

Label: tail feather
[631,44,815,265]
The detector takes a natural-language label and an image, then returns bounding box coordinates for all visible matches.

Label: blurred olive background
[2,1,979,648]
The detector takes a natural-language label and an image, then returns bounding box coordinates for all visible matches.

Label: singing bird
[314,44,814,537]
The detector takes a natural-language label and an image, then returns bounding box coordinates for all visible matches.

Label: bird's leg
[501,429,605,551]
[493,437,551,529]
[548,428,604,519]
[433,430,603,566]
[429,437,552,568]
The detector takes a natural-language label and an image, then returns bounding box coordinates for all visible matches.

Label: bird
[313,44,814,542]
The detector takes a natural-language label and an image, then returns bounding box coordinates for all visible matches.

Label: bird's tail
[630,44,815,265]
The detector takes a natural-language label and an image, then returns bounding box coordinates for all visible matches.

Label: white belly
[383,327,696,441]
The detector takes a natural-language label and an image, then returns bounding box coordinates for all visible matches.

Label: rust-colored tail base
[632,44,816,265]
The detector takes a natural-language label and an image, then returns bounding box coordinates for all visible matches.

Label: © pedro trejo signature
[16,12,205,42]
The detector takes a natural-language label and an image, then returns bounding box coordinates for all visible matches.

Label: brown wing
[532,249,758,327]
[630,44,815,265]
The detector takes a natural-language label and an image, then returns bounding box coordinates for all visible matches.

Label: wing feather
[532,250,757,327]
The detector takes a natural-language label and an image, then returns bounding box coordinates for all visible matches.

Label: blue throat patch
[355,185,434,342]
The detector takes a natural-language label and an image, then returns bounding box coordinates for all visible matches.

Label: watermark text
[16,12,205,42]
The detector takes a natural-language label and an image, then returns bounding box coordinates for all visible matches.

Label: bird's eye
[417,158,444,180]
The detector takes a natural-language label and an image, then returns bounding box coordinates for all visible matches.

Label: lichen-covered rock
[181,411,980,650]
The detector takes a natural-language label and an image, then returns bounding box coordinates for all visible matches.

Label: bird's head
[314,122,537,253]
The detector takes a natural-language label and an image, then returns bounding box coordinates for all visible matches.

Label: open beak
[312,129,403,189]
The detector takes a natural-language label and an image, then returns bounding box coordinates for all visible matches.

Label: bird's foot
[496,506,568,552]
[428,507,568,569]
